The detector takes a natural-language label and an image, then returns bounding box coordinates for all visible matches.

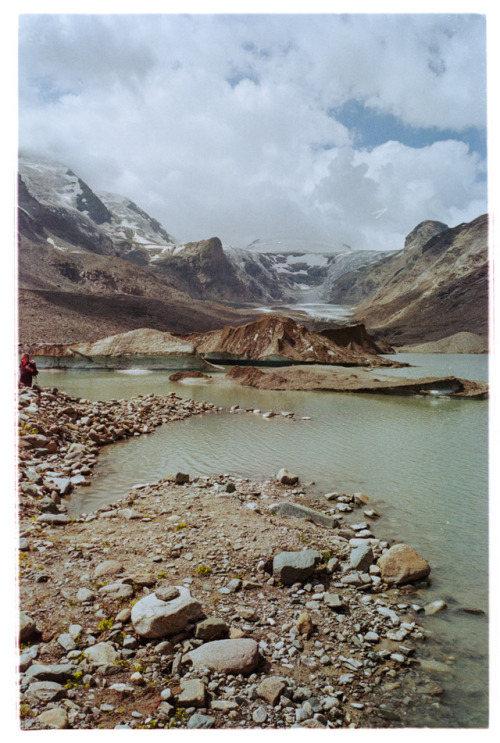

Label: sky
[17,8,488,252]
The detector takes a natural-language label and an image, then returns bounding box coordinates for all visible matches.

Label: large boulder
[25,663,76,683]
[187,638,259,675]
[131,586,203,639]
[377,544,430,585]
[273,550,321,585]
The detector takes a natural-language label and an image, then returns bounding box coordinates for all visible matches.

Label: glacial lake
[36,353,489,728]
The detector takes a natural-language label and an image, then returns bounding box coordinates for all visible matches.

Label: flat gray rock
[187,638,259,675]
[83,642,118,667]
[271,501,338,528]
[131,586,203,639]
[177,679,206,708]
[76,587,96,603]
[116,508,142,520]
[93,560,124,579]
[20,645,39,672]
[350,542,374,571]
[25,663,76,682]
[36,514,71,525]
[44,477,72,495]
[187,713,215,729]
[99,582,134,600]
[35,707,68,729]
[273,550,322,585]
[253,705,268,724]
[57,633,76,651]
[324,592,346,610]
[25,681,66,703]
[194,617,228,641]
[70,474,87,486]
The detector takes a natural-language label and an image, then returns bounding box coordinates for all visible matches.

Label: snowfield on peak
[19,155,84,209]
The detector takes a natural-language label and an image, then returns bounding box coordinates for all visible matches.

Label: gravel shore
[18,384,449,730]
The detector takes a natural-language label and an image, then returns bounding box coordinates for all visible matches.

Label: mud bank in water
[173,366,488,399]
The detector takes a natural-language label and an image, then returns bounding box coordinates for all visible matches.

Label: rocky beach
[18,383,458,730]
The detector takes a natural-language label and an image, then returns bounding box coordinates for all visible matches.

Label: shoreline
[17,384,468,730]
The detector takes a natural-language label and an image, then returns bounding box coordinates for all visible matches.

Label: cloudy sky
[17,9,488,252]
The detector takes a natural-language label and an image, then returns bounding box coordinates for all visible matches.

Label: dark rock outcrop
[318,324,394,355]
[186,315,403,367]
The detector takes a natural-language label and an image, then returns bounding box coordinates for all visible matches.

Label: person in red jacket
[19,353,38,387]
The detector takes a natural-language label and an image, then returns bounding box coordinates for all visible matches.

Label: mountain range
[17,154,489,348]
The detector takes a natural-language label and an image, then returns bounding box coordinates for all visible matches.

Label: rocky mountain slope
[232,243,391,299]
[18,155,175,260]
[16,155,389,345]
[352,215,489,345]
[319,250,398,304]
[396,332,488,354]
[17,158,264,344]
[18,155,295,304]
[152,238,296,303]
[17,154,488,349]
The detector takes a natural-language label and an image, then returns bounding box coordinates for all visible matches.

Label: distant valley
[17,154,489,350]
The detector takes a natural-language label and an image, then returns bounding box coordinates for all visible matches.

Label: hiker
[19,353,38,388]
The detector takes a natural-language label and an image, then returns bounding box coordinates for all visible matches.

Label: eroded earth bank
[18,384,468,730]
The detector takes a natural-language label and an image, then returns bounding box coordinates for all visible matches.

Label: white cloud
[18,13,487,250]
[309,140,486,251]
